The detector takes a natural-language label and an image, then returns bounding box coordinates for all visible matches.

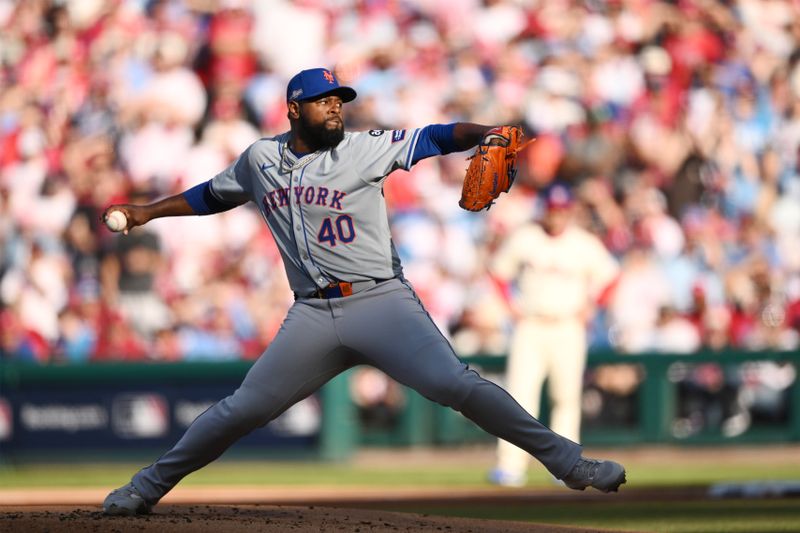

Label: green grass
[2,459,800,489]
[0,461,486,488]
[619,463,800,487]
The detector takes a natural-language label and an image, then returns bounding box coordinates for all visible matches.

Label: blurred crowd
[2,0,800,365]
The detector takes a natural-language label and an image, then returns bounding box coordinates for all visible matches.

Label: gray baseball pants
[132,279,582,503]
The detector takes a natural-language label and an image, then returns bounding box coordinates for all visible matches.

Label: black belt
[301,278,393,299]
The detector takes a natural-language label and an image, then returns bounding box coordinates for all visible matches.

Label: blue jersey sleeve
[183,181,240,215]
[409,123,458,165]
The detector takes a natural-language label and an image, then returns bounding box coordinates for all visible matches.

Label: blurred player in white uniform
[489,182,620,487]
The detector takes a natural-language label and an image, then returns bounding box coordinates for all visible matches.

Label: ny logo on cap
[323,70,335,84]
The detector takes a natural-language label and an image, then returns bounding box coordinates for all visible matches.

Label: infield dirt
[1,504,627,533]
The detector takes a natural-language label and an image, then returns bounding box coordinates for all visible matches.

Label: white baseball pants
[496,316,587,477]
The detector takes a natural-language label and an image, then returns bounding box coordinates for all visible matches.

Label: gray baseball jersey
[209,129,418,295]
[127,127,583,505]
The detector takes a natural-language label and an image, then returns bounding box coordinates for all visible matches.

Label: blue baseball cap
[541,182,574,210]
[286,68,357,103]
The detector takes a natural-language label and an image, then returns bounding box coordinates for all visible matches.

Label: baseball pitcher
[102,69,625,515]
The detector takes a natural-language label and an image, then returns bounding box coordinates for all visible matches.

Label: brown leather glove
[459,126,533,212]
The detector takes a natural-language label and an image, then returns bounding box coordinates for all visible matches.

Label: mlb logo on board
[392,130,406,143]
[112,393,169,439]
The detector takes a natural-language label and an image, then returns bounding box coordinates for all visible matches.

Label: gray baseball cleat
[103,482,152,516]
[561,457,626,493]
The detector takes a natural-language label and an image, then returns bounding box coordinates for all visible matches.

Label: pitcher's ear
[287,100,301,120]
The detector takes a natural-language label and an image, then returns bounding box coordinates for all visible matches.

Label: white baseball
[105,210,128,232]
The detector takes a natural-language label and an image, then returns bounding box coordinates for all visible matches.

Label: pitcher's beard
[299,115,344,150]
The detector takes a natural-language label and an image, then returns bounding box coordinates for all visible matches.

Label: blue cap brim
[296,86,357,103]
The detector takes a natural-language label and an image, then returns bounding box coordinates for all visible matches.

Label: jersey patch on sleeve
[369,129,384,137]
[391,129,406,143]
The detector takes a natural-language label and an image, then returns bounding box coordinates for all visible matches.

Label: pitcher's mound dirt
[1,505,615,532]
